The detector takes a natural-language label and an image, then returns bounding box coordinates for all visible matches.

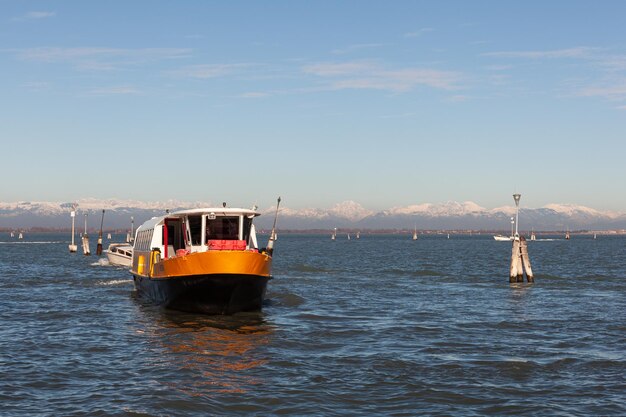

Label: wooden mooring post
[510,236,534,283]
[509,193,534,283]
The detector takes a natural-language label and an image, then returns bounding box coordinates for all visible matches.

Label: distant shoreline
[2,227,626,235]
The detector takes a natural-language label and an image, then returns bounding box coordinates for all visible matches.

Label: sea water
[0,233,624,416]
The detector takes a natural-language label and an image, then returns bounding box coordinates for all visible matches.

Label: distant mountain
[269,201,626,231]
[1,199,624,231]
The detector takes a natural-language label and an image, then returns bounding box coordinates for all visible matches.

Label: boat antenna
[96,209,105,255]
[266,196,281,256]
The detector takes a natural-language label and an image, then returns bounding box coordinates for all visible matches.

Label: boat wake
[97,279,133,286]
[91,258,110,267]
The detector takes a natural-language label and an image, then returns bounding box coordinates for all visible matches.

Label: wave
[91,258,110,267]
[0,241,64,244]
[97,279,133,286]
[291,264,338,273]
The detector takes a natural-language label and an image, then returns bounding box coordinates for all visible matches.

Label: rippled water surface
[1,233,624,416]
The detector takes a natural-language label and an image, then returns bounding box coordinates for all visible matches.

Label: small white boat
[10,231,14,238]
[107,233,112,239]
[106,243,133,267]
[412,225,418,240]
[18,232,23,239]
[331,228,337,240]
[494,217,515,241]
[530,229,536,241]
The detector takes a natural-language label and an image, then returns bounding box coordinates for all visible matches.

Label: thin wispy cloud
[331,43,388,55]
[303,61,378,77]
[13,11,56,21]
[577,82,626,101]
[21,81,51,92]
[238,92,270,98]
[596,54,626,72]
[170,63,257,79]
[85,86,141,96]
[444,95,471,103]
[404,28,434,38]
[482,47,599,59]
[303,61,462,93]
[12,47,192,70]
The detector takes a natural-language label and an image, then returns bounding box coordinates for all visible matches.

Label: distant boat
[565,230,570,240]
[347,233,351,240]
[18,232,23,239]
[530,229,536,241]
[69,207,78,253]
[106,242,133,267]
[356,231,360,239]
[447,233,450,239]
[331,228,337,240]
[107,233,112,239]
[494,217,515,241]
[10,231,14,238]
[594,233,597,240]
[106,217,135,265]
[412,226,418,241]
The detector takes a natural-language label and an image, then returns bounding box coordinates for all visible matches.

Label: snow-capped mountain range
[1,199,624,231]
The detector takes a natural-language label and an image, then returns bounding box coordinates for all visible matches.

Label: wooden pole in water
[510,238,523,282]
[96,209,105,255]
[520,236,534,282]
[82,212,90,256]
[509,193,534,283]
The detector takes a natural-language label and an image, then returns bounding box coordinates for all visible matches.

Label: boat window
[188,215,202,245]
[242,216,253,242]
[206,216,239,240]
[135,229,153,252]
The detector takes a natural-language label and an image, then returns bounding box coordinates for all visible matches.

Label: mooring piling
[520,236,534,282]
[508,193,534,283]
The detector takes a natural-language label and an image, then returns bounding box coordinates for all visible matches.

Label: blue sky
[2,1,626,212]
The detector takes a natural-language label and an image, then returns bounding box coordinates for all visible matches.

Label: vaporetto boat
[130,204,278,314]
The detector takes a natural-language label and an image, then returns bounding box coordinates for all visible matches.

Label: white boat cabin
[133,208,261,259]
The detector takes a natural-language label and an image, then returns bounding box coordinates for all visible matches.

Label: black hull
[133,274,270,315]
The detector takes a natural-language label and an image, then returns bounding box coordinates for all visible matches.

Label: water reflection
[135,306,273,395]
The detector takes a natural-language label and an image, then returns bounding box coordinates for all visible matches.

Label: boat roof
[137,207,261,230]
[172,207,260,217]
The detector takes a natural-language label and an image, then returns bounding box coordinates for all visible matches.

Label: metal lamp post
[513,193,521,238]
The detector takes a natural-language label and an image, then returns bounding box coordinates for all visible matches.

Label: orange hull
[132,250,272,279]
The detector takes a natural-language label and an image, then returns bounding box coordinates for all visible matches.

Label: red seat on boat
[207,239,247,251]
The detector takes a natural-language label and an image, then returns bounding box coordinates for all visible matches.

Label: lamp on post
[513,193,521,237]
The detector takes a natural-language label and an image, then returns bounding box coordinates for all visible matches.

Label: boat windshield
[206,216,239,240]
[188,215,202,245]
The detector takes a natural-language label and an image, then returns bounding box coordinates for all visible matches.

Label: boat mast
[96,209,105,255]
[266,197,281,256]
